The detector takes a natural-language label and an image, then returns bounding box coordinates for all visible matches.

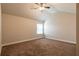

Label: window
[37,24,43,34]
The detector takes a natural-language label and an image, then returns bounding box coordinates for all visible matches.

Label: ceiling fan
[32,3,51,10]
[31,3,58,13]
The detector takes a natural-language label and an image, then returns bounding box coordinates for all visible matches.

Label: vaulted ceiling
[1,3,76,21]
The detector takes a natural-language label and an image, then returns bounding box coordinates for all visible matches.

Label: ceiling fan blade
[35,3,44,7]
[35,3,41,6]
[35,3,39,5]
[45,6,50,9]
[40,3,43,7]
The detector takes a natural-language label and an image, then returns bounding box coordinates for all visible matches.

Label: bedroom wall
[2,13,43,45]
[0,4,1,55]
[44,12,76,44]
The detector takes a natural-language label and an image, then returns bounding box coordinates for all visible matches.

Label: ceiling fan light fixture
[38,7,45,10]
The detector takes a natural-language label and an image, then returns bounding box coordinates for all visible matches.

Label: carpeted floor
[1,39,76,56]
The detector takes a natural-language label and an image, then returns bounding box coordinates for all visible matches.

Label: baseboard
[2,36,76,47]
[46,36,76,44]
[2,37,42,46]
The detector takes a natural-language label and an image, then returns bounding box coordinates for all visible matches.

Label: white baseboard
[46,36,76,44]
[2,37,42,46]
[2,36,76,47]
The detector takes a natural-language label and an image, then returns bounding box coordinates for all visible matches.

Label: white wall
[0,4,1,55]
[2,13,43,45]
[44,12,76,44]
